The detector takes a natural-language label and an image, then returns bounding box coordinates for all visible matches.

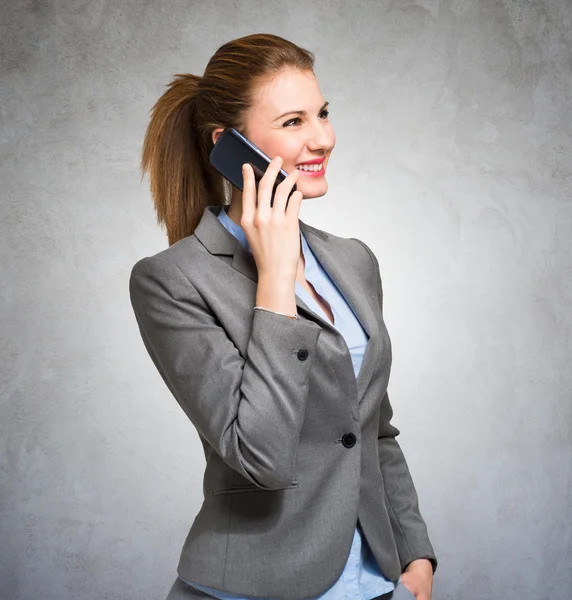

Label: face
[213,68,336,200]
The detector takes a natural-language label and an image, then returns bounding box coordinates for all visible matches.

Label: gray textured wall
[1,1,571,599]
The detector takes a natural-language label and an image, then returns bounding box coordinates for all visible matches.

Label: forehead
[250,68,324,119]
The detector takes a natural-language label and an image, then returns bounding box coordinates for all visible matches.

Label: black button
[297,349,309,361]
[341,433,357,448]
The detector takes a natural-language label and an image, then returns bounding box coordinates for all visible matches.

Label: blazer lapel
[194,205,379,404]
[297,220,380,404]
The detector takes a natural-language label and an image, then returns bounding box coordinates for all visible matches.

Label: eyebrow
[273,101,329,121]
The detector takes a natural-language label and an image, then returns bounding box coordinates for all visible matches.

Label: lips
[296,157,325,165]
[296,163,323,172]
[295,162,326,177]
[293,155,327,177]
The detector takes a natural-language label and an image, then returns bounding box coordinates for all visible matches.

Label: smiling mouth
[295,162,324,172]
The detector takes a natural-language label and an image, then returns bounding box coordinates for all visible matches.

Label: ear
[211,127,225,146]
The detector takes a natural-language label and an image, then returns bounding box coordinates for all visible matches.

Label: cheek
[251,133,285,162]
[269,139,301,165]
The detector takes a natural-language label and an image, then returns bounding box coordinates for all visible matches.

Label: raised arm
[129,253,322,490]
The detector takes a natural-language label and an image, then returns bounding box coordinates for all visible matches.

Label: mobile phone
[209,128,297,207]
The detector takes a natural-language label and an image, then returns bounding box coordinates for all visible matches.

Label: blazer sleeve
[352,238,438,575]
[129,253,322,490]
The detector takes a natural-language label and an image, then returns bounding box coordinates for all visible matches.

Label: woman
[130,33,437,600]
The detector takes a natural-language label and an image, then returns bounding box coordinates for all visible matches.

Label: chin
[300,180,328,200]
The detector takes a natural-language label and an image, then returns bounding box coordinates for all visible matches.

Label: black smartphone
[209,127,297,207]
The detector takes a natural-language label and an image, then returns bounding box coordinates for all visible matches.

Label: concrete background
[1,1,571,599]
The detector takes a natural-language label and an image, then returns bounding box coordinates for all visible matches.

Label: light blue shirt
[181,206,397,600]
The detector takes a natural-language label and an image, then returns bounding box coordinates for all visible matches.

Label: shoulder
[348,237,379,272]
[130,234,205,280]
[305,221,378,273]
[129,235,210,301]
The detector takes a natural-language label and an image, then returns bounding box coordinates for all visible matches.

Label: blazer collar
[194,205,377,336]
[194,205,379,403]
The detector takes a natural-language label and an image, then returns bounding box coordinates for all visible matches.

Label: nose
[305,118,335,154]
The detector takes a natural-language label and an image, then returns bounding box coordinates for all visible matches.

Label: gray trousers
[165,577,417,599]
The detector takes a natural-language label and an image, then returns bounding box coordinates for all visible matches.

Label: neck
[226,187,243,227]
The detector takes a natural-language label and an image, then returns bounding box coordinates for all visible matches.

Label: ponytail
[141,73,225,246]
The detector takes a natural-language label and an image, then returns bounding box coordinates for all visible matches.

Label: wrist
[404,558,433,575]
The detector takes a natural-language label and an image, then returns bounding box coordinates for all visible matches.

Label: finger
[257,156,283,215]
[285,189,303,219]
[272,167,300,214]
[241,163,255,224]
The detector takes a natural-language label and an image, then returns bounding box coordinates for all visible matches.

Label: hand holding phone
[241,156,302,290]
[210,130,303,289]
[210,130,303,318]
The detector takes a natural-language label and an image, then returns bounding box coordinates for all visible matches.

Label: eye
[283,117,301,127]
[282,109,330,127]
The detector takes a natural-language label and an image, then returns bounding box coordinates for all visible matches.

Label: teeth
[296,163,323,172]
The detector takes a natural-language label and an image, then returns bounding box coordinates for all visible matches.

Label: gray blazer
[129,205,437,599]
